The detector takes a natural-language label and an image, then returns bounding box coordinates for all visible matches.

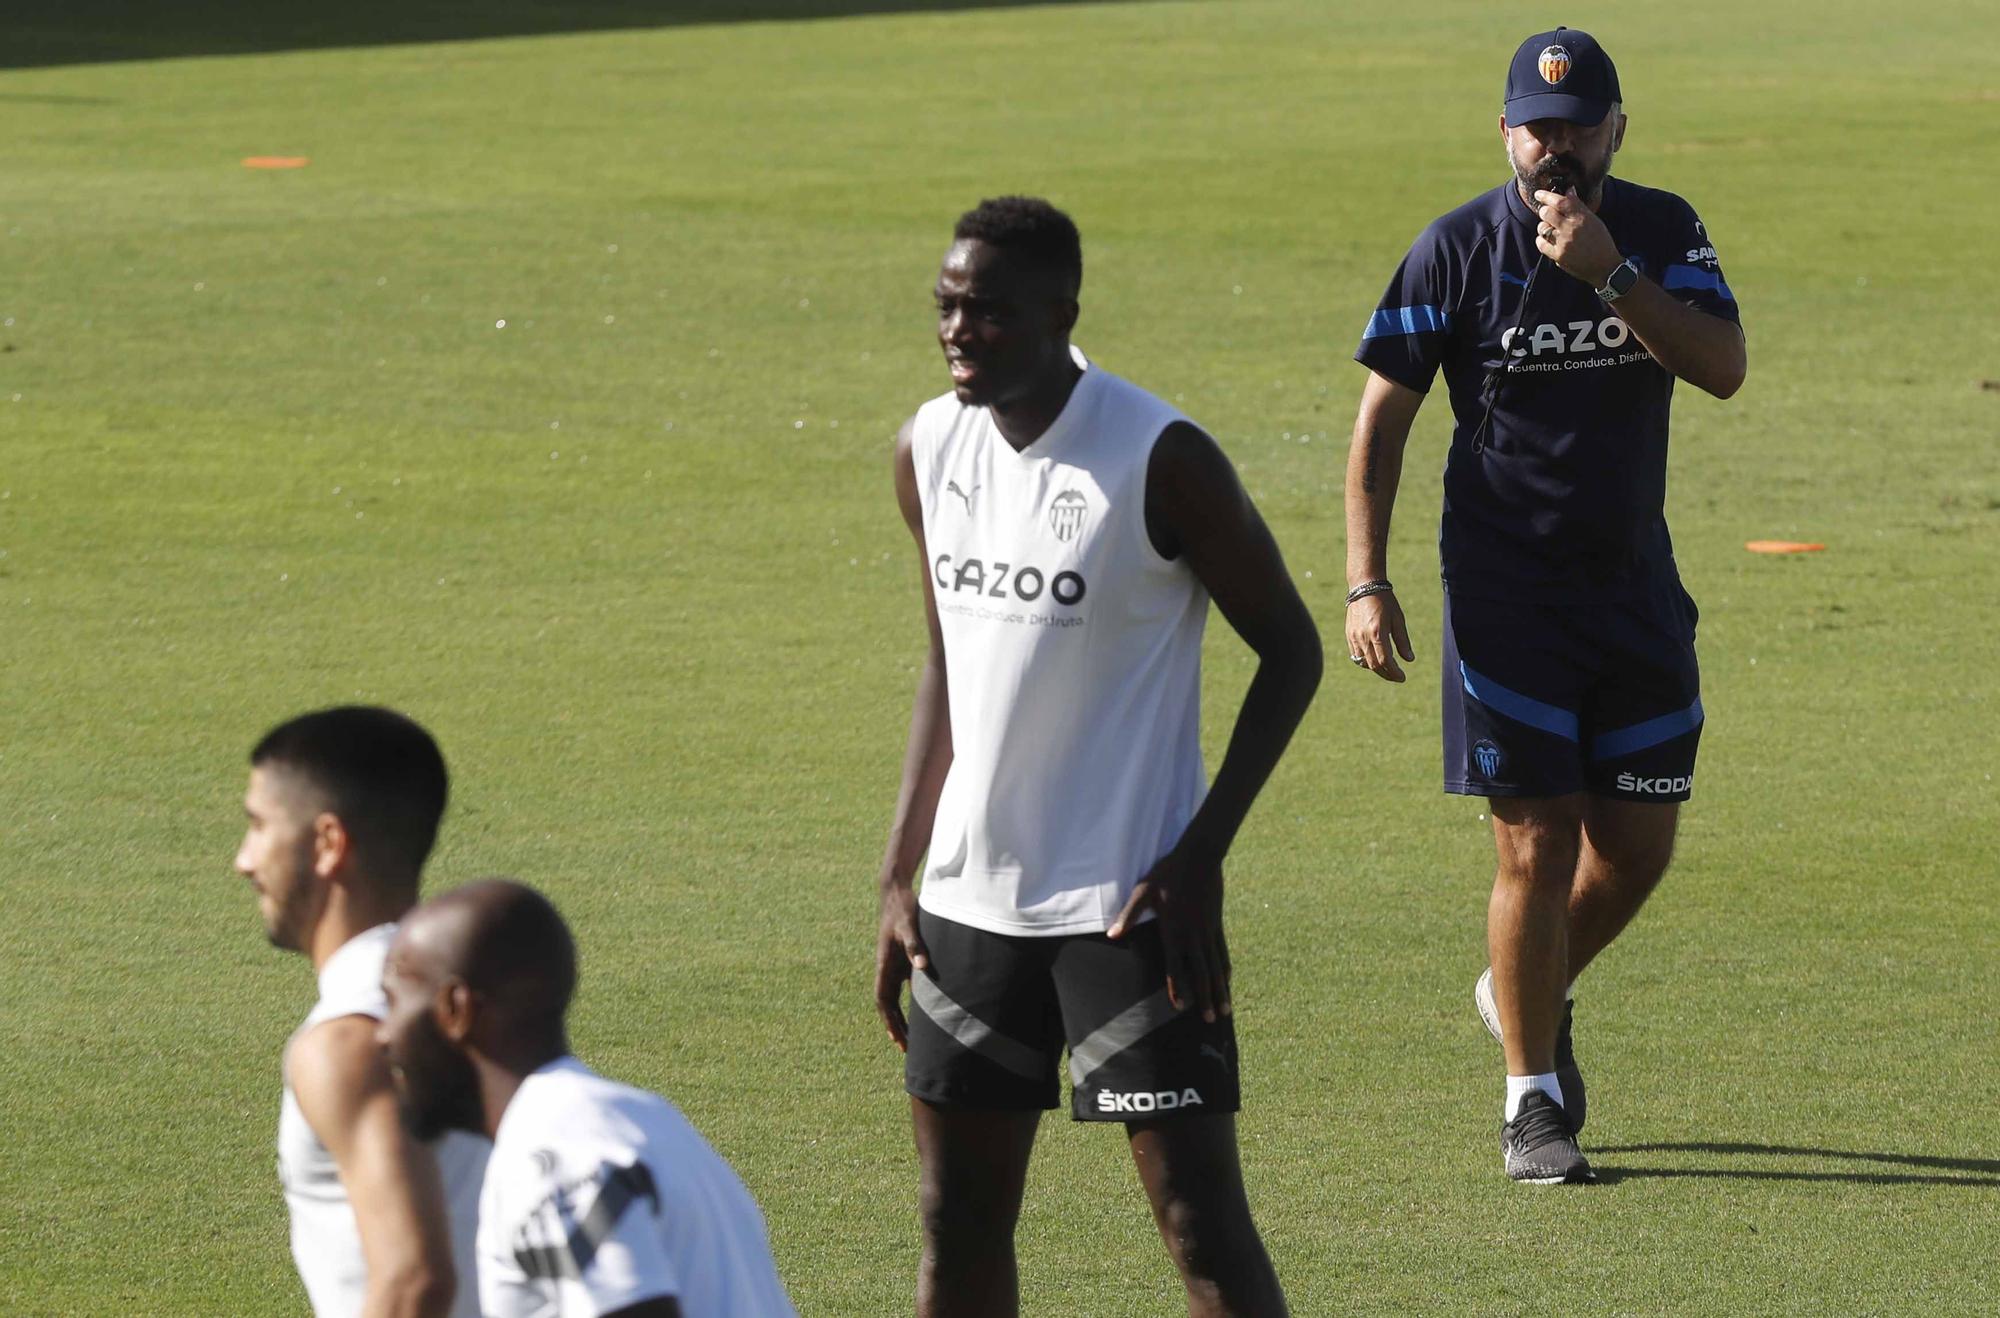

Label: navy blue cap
[1504,28,1621,126]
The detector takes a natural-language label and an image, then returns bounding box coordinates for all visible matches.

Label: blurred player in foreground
[1344,28,1746,1183]
[237,706,488,1315]
[378,879,796,1318]
[874,196,1321,1315]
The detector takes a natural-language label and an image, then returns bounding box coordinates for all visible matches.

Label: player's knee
[1493,829,1579,890]
[1588,811,1678,883]
[1155,1188,1261,1284]
[1628,831,1675,881]
[918,1171,1016,1258]
[1491,799,1585,886]
[915,1175,957,1242]
[1156,1194,1210,1271]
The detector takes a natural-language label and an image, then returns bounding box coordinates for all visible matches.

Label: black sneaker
[1474,967,1588,1133]
[1502,1090,1596,1184]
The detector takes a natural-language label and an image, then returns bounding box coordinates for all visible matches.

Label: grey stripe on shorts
[1068,988,1177,1087]
[910,972,1048,1080]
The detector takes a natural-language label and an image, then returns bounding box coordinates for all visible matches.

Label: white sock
[1505,1072,1565,1121]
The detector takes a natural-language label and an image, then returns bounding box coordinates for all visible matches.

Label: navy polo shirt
[1355,176,1740,603]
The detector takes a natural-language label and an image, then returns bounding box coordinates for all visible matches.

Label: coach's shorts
[904,908,1240,1122]
[1441,585,1704,802]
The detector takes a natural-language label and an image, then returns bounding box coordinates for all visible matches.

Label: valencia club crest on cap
[1538,45,1572,84]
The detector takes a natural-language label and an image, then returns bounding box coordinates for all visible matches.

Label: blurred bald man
[377,880,795,1318]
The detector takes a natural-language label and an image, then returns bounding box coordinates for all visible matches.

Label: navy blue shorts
[1441,586,1704,802]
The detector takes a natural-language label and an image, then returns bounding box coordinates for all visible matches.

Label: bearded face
[1504,111,1622,205]
[378,953,486,1140]
[237,767,329,953]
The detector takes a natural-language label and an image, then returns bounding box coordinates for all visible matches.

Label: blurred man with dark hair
[237,706,488,1316]
[378,879,795,1318]
[873,197,1320,1315]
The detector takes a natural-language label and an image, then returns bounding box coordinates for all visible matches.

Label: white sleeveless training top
[278,923,490,1317]
[911,348,1209,936]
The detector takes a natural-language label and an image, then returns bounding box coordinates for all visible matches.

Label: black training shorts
[904,908,1240,1122]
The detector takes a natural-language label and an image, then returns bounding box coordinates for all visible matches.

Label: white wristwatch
[1596,259,1640,302]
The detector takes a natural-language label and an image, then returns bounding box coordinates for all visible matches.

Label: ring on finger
[1349,653,1366,665]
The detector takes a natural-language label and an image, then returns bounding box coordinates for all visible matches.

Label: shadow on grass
[1594,1142,2000,1187]
[8,0,1132,71]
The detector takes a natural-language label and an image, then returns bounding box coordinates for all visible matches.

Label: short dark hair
[251,707,449,881]
[953,196,1082,298]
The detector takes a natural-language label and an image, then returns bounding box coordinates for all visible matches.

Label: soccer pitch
[2,0,1995,1312]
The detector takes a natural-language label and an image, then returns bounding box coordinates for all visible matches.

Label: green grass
[2,1,1996,1313]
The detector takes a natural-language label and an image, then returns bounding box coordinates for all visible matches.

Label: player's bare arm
[1344,372,1425,683]
[1532,188,1747,399]
[289,1016,456,1318]
[1109,420,1323,1022]
[875,416,952,1052]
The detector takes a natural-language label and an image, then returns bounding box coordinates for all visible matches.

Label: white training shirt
[478,1056,796,1318]
[278,923,490,1318]
[910,347,1210,936]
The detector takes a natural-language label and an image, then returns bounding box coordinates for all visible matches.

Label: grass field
[2,1,1996,1313]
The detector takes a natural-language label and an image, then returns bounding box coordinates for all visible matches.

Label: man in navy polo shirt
[1343,27,1746,1184]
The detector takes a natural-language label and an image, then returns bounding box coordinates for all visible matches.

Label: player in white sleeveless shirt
[873,198,1322,1316]
[378,880,796,1318]
[238,708,489,1317]
[909,341,1208,936]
